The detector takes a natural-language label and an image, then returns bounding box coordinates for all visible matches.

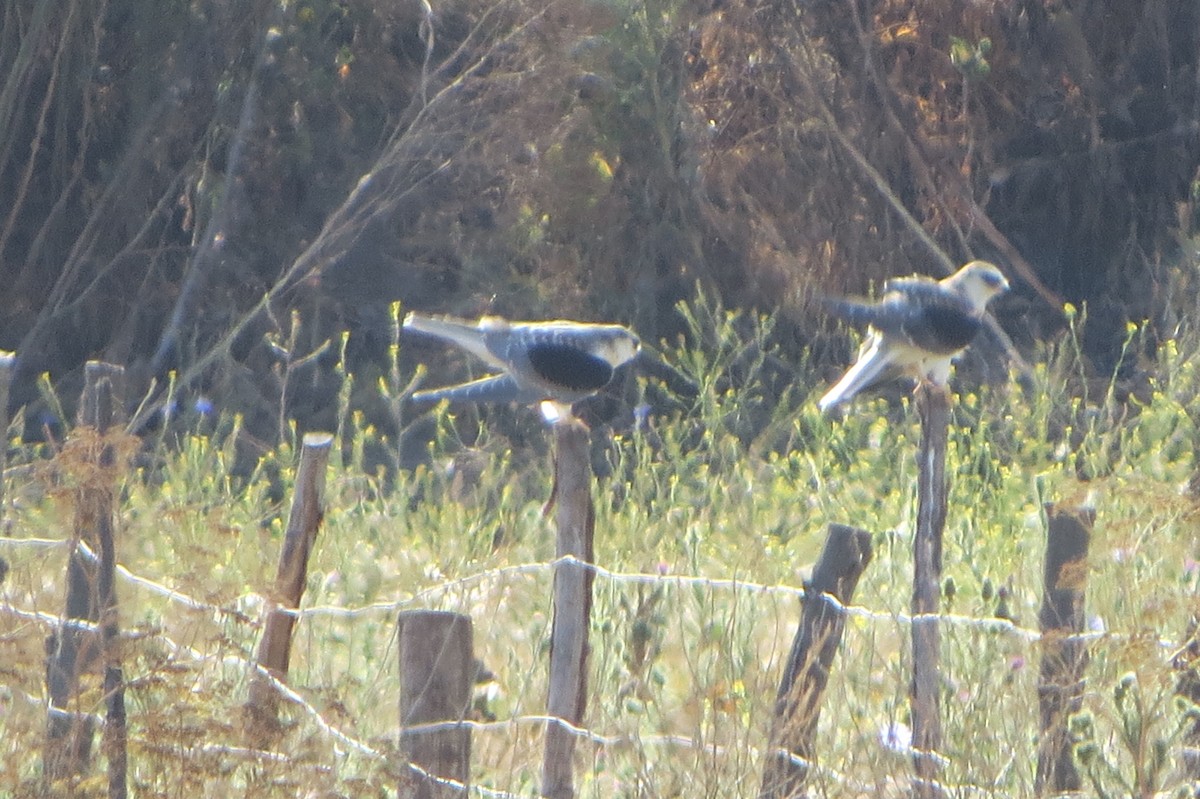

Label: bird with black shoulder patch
[402,313,641,413]
[817,260,1009,412]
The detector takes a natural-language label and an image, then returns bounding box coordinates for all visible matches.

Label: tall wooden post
[0,351,14,519]
[760,524,874,799]
[1175,612,1200,787]
[1035,502,1093,795]
[247,432,334,727]
[398,610,473,799]
[911,384,948,799]
[44,361,128,797]
[541,418,594,799]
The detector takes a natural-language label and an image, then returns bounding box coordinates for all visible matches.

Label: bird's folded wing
[411,374,545,405]
[828,282,980,355]
[881,275,939,294]
[888,302,981,353]
[403,313,506,370]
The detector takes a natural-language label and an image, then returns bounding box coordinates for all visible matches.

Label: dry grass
[2,302,1200,797]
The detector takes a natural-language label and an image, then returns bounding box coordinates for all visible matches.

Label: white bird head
[945,260,1009,312]
[584,324,641,367]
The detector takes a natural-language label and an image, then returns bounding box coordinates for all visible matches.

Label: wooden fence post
[911,384,948,799]
[760,524,874,799]
[541,418,594,799]
[1175,612,1200,787]
[247,431,334,728]
[44,361,128,798]
[1035,502,1093,795]
[0,351,14,519]
[397,610,473,799]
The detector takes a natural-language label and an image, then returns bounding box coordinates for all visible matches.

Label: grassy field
[2,302,1199,797]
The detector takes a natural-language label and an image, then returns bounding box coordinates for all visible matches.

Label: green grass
[2,299,1200,797]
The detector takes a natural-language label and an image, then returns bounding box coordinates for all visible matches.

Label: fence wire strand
[0,536,1179,650]
[1,534,1193,796]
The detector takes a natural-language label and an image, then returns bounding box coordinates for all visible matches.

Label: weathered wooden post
[541,417,594,799]
[0,351,14,518]
[760,524,874,799]
[44,361,129,798]
[1035,502,1093,795]
[247,431,334,727]
[0,352,13,598]
[1175,612,1200,786]
[911,384,949,799]
[397,610,473,799]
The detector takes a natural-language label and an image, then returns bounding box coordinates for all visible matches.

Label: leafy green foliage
[949,36,991,80]
[3,297,1200,796]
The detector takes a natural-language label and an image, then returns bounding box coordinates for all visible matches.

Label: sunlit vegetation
[3,286,1200,796]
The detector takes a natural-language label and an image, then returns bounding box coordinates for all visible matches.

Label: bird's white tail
[817,337,890,412]
[403,313,497,365]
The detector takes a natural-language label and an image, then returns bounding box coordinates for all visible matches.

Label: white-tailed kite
[817,260,1009,412]
[403,313,641,406]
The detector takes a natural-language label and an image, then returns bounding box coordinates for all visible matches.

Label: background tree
[1,0,1197,446]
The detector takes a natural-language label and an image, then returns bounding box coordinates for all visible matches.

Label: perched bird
[817,260,1009,412]
[403,313,641,406]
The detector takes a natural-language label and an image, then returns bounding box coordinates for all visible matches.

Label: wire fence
[3,532,1196,797]
[1,354,1196,796]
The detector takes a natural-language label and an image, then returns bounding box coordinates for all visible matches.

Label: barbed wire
[0,648,999,799]
[3,534,1195,797]
[0,536,1183,653]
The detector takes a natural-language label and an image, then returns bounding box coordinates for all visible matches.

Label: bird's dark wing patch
[823,281,982,353]
[864,283,979,353]
[904,304,981,352]
[528,342,614,391]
